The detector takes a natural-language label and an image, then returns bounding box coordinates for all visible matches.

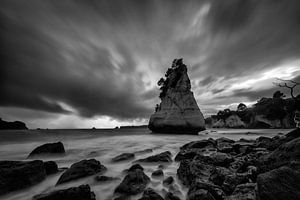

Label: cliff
[148,59,205,134]
[0,118,28,130]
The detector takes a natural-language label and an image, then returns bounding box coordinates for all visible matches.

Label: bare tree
[273,78,300,99]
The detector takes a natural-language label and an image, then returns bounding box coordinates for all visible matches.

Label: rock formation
[0,118,28,130]
[148,58,205,134]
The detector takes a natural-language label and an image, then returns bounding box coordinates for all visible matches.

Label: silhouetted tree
[274,78,299,99]
[273,90,285,99]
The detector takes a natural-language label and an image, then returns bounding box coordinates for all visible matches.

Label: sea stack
[148,58,205,134]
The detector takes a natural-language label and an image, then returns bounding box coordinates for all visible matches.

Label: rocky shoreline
[0,129,299,200]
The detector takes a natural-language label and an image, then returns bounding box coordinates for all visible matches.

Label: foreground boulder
[115,167,150,195]
[57,159,106,185]
[0,160,47,195]
[148,58,205,134]
[136,151,172,163]
[257,166,300,200]
[33,184,95,200]
[28,142,65,157]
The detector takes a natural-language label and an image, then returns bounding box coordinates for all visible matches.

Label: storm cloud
[1,0,300,128]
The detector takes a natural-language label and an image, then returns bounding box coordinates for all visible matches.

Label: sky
[1,0,300,129]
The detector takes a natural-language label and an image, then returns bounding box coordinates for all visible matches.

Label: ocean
[0,128,292,200]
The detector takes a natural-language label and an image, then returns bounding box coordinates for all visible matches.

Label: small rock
[136,151,172,163]
[33,184,95,200]
[56,159,106,185]
[28,142,65,157]
[163,176,174,186]
[128,164,144,172]
[112,153,135,162]
[152,169,164,177]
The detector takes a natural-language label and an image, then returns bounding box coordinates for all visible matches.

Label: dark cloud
[1,0,300,127]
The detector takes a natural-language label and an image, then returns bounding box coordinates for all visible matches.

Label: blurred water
[0,128,291,200]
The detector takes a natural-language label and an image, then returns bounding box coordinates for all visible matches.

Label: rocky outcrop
[148,59,205,134]
[56,159,106,185]
[257,166,300,200]
[33,184,96,200]
[0,160,47,195]
[28,142,65,157]
[138,188,164,200]
[0,118,28,130]
[175,128,300,200]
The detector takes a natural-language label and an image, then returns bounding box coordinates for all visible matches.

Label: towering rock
[148,59,205,134]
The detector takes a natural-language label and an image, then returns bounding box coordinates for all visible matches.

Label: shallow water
[0,128,292,200]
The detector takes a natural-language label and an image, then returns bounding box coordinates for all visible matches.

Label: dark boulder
[138,188,164,200]
[0,160,46,195]
[128,164,144,172]
[56,159,106,185]
[112,153,135,162]
[136,151,172,163]
[187,181,225,200]
[115,169,150,195]
[180,140,216,151]
[163,176,174,186]
[152,169,164,177]
[175,149,199,162]
[177,159,213,186]
[33,184,95,200]
[44,161,58,175]
[28,142,65,157]
[257,166,300,200]
[258,136,300,172]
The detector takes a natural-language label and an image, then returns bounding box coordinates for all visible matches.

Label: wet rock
[112,153,135,162]
[95,175,118,182]
[148,59,205,134]
[188,181,225,200]
[57,159,106,185]
[33,184,95,200]
[180,139,216,151]
[163,176,174,186]
[138,188,164,200]
[28,142,65,157]
[216,138,235,153]
[177,159,213,186]
[209,167,231,186]
[175,149,199,162]
[225,183,256,200]
[254,136,273,148]
[128,164,144,172]
[257,166,300,200]
[152,169,164,177]
[222,173,249,195]
[0,160,46,195]
[158,164,165,169]
[232,142,254,155]
[44,161,58,175]
[136,151,172,163]
[258,136,300,172]
[165,192,181,200]
[115,169,150,195]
